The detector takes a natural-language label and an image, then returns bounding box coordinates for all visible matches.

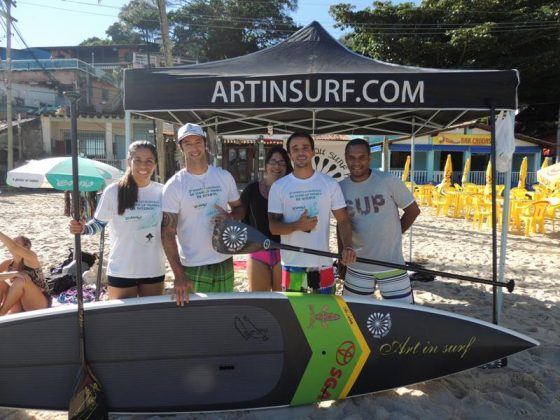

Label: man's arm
[228,199,245,221]
[401,201,421,233]
[332,208,356,266]
[161,212,192,306]
[268,209,318,235]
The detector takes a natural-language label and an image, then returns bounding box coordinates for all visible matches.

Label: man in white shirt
[268,132,355,294]
[162,123,243,305]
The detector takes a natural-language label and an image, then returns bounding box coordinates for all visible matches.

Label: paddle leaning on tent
[212,220,515,293]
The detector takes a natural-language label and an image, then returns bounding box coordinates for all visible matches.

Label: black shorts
[108,275,165,289]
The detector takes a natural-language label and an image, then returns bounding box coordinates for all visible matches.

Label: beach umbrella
[517,156,528,188]
[443,154,453,187]
[6,156,122,192]
[537,162,560,191]
[402,155,411,182]
[461,157,471,185]
[483,160,492,195]
[541,157,550,170]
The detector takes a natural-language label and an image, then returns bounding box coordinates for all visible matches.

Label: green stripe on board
[287,293,370,405]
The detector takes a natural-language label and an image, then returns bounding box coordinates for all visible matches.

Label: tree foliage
[105,22,143,45]
[330,0,560,111]
[169,0,300,61]
[79,37,112,46]
[118,0,161,45]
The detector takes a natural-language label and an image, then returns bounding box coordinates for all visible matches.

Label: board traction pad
[287,293,370,404]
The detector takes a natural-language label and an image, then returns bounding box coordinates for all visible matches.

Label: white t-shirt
[95,181,166,278]
[162,166,240,266]
[268,171,346,267]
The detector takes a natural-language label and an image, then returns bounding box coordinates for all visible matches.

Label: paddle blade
[212,220,279,254]
[68,366,108,420]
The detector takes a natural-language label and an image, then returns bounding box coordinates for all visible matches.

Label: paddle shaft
[68,91,87,367]
[278,243,515,292]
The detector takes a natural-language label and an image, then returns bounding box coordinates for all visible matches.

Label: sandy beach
[0,189,558,419]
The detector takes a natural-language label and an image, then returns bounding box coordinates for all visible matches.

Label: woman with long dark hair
[69,141,166,299]
[240,146,292,291]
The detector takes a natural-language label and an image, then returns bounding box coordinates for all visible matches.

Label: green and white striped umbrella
[6,157,123,192]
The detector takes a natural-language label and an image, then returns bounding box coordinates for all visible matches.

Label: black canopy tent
[123,22,519,330]
[123,22,518,136]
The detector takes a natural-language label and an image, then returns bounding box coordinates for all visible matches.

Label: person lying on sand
[0,231,52,315]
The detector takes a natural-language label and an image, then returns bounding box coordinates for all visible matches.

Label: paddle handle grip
[279,244,515,292]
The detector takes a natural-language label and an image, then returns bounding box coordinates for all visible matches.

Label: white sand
[0,189,558,419]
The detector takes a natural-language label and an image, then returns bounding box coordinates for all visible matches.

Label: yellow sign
[432,134,491,146]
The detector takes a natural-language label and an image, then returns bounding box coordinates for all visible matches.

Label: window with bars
[63,130,106,158]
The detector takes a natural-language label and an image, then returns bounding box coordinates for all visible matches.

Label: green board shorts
[183,257,234,293]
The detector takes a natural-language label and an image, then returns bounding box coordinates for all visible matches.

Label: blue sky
[4,0,384,48]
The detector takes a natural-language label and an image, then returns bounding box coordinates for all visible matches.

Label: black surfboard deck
[0,293,538,413]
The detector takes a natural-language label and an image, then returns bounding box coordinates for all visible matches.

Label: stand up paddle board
[0,293,538,413]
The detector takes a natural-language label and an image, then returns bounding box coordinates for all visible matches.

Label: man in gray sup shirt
[339,138,420,303]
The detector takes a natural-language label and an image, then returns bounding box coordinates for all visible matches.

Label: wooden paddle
[212,220,515,292]
[66,91,108,419]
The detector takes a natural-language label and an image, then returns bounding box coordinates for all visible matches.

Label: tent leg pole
[489,104,499,325]
[498,167,512,324]
[409,118,415,262]
[312,110,316,136]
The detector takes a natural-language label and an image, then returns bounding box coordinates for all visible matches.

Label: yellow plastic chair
[544,197,560,232]
[531,184,549,201]
[471,195,492,230]
[432,190,451,216]
[483,184,505,197]
[449,191,465,218]
[463,193,481,221]
[520,201,549,236]
[510,187,529,200]
[417,184,435,206]
[508,199,532,231]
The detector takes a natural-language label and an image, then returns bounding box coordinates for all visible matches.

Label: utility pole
[155,0,172,182]
[4,0,14,170]
[156,0,173,67]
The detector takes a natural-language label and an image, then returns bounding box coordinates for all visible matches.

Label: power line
[16,0,560,37]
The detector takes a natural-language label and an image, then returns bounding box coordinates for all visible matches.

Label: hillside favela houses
[0,44,182,182]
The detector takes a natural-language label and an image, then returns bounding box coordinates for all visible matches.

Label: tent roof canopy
[124,21,518,136]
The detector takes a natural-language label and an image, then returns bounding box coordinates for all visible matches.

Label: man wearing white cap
[162,123,243,305]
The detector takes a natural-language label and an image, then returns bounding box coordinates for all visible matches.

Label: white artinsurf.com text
[211,79,424,105]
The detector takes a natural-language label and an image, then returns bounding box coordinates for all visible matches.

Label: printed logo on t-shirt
[124,199,160,222]
[189,185,222,200]
[133,210,160,245]
[288,189,321,216]
[346,194,385,217]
